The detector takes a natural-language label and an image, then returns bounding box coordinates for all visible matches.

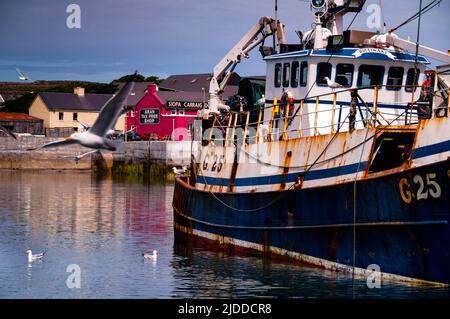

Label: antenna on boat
[274,0,278,53]
[310,0,327,50]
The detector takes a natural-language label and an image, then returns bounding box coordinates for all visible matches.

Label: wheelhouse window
[283,63,290,87]
[291,61,299,88]
[300,61,308,87]
[357,65,385,88]
[386,67,404,91]
[335,63,354,87]
[317,62,332,86]
[405,68,420,92]
[274,63,282,88]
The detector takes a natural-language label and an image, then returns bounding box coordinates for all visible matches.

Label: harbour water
[0,170,448,299]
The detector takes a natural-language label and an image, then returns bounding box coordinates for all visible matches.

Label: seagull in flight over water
[29,73,137,159]
[26,250,45,263]
[324,76,343,91]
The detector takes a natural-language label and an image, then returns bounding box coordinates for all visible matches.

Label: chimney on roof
[74,87,85,96]
[148,83,158,94]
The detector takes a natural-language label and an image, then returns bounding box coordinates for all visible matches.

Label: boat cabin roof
[264,48,430,64]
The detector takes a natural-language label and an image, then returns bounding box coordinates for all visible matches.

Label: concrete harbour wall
[0,136,195,172]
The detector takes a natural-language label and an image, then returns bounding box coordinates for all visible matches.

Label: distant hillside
[0,73,164,113]
[0,81,118,113]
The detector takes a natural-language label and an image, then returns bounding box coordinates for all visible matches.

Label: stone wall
[0,136,197,170]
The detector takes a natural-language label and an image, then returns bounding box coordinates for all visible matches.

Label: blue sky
[0,0,448,83]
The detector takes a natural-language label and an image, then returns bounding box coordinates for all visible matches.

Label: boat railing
[205,85,449,145]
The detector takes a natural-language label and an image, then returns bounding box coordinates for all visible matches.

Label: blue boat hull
[173,159,450,285]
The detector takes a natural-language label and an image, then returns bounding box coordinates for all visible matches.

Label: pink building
[126,84,206,141]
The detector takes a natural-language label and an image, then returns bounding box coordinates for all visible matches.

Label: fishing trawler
[173,0,450,285]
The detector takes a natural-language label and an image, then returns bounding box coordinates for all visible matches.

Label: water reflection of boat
[173,0,450,286]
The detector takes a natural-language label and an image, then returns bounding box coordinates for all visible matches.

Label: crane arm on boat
[199,16,286,119]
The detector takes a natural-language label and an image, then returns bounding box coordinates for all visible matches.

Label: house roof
[0,112,42,121]
[39,92,113,111]
[156,91,209,104]
[156,88,239,104]
[159,73,241,93]
[117,82,153,106]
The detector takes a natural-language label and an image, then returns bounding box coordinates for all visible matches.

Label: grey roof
[156,91,209,103]
[157,88,238,104]
[117,82,153,106]
[39,92,112,111]
[159,73,241,93]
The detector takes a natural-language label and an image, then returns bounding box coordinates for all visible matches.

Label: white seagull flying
[30,74,137,160]
[26,250,45,263]
[16,67,31,81]
[324,76,343,90]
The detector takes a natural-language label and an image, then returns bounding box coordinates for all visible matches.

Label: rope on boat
[173,206,448,230]
[352,121,372,293]
[197,112,349,212]
[195,109,408,212]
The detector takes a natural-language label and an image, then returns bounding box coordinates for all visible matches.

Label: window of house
[317,62,332,86]
[386,67,404,91]
[59,112,64,121]
[300,61,308,87]
[357,65,385,88]
[335,63,354,87]
[291,61,299,88]
[73,112,78,121]
[274,63,282,87]
[179,109,185,115]
[405,68,420,92]
[283,63,290,87]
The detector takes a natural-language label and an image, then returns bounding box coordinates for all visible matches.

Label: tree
[112,73,146,83]
[145,75,165,85]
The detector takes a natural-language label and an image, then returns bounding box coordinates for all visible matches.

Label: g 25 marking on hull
[202,154,225,173]
[399,173,442,204]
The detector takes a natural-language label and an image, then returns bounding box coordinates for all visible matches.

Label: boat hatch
[368,131,416,173]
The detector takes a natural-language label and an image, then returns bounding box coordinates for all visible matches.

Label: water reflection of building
[124,184,172,244]
[6,172,127,247]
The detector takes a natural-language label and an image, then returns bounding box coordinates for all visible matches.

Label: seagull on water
[143,250,158,261]
[172,166,187,176]
[29,72,137,160]
[26,250,44,263]
[324,77,343,91]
